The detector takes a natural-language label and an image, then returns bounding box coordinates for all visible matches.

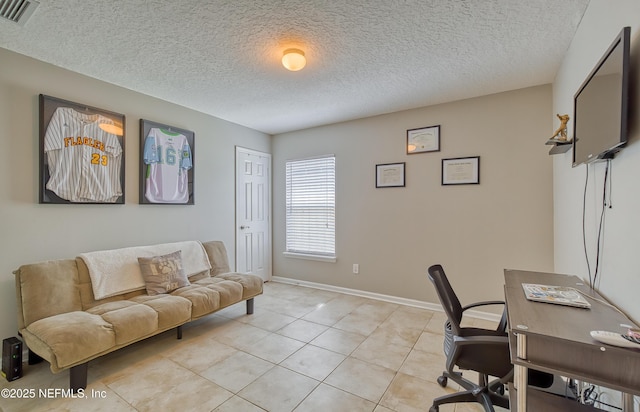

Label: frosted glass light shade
[282,49,306,71]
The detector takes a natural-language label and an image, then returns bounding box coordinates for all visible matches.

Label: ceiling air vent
[0,0,39,25]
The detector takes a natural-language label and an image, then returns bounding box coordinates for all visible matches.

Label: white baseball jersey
[44,107,123,202]
[143,128,192,203]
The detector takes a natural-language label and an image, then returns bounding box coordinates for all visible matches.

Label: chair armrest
[461,300,505,312]
[461,300,508,333]
[453,335,509,346]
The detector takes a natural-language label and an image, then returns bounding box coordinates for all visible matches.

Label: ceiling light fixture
[282,48,306,71]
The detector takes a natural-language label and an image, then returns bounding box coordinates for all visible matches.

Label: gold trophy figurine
[547,114,570,144]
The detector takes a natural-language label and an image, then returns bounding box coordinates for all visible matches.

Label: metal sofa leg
[28,348,43,365]
[70,363,88,393]
[246,298,254,315]
[177,325,183,340]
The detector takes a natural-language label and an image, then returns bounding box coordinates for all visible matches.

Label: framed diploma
[376,162,405,188]
[407,125,440,154]
[442,156,480,185]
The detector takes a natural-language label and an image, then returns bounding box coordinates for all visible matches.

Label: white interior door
[235,147,271,281]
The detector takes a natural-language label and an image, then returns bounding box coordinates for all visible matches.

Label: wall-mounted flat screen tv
[572,26,630,167]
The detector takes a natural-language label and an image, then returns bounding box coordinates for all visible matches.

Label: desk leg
[515,364,528,411]
[515,333,528,411]
[622,393,633,411]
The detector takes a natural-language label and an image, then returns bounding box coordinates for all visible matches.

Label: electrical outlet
[352,264,359,274]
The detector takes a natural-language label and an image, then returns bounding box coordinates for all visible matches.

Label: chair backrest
[427,264,463,335]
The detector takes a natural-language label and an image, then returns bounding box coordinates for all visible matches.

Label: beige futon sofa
[13,240,263,391]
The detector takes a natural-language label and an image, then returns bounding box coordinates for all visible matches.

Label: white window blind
[285,155,336,258]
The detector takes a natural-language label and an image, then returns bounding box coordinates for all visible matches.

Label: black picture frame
[407,125,440,154]
[39,94,125,204]
[441,156,480,185]
[139,119,195,205]
[376,162,406,188]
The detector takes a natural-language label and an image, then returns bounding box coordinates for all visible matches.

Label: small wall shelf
[546,140,572,155]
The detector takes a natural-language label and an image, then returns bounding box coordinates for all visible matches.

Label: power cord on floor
[582,385,622,410]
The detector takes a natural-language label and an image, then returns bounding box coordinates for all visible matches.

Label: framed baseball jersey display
[39,95,126,204]
[139,119,194,205]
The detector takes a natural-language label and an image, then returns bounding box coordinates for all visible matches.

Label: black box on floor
[2,337,22,381]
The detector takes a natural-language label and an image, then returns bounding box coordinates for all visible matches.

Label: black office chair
[427,264,553,412]
[426,264,511,411]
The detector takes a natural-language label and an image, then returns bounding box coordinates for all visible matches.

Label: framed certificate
[442,156,480,185]
[376,162,405,188]
[407,125,440,154]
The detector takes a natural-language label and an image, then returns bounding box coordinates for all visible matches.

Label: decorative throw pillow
[138,250,190,295]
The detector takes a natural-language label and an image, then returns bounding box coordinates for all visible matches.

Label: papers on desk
[522,283,591,308]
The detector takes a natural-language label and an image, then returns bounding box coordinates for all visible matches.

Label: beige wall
[272,85,554,307]
[553,1,640,323]
[0,45,558,341]
[0,48,270,339]
[553,4,640,407]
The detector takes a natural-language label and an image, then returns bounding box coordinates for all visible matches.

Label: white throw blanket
[80,241,212,300]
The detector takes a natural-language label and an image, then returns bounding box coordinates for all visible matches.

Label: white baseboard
[271,276,502,323]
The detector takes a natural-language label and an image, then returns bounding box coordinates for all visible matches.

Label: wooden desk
[504,269,640,411]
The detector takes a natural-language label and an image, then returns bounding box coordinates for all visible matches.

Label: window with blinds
[285,155,336,259]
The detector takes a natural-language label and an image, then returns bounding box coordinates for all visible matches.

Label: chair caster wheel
[437,375,448,387]
[429,406,439,412]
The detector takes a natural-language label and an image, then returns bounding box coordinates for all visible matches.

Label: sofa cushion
[87,301,159,345]
[170,285,221,319]
[187,270,210,282]
[193,278,243,308]
[213,272,263,300]
[138,250,190,295]
[26,311,115,370]
[101,306,157,345]
[131,294,192,329]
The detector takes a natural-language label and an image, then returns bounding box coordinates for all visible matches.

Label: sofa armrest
[14,259,82,329]
[201,241,232,276]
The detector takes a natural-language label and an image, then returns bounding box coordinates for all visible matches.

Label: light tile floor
[0,281,508,412]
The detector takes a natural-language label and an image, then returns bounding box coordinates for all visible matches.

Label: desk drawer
[523,333,640,395]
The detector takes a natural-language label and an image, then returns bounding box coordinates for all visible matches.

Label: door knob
[240,225,250,229]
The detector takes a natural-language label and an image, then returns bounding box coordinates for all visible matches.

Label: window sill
[283,252,337,263]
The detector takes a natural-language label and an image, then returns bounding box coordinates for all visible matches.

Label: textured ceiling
[0,1,590,134]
